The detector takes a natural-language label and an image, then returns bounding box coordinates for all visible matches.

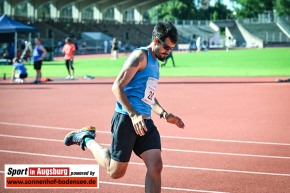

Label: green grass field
[1,48,289,78]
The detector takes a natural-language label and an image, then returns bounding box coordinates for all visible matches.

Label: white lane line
[1,150,290,177]
[0,171,229,193]
[0,121,109,133]
[161,135,290,146]
[101,181,229,193]
[1,121,290,146]
[1,134,290,160]
[162,148,290,160]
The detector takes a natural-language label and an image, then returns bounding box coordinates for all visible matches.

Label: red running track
[0,77,290,193]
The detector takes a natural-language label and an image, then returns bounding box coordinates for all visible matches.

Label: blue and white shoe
[64,126,96,151]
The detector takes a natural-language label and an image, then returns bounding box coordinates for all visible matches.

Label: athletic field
[0,48,289,78]
[0,48,289,193]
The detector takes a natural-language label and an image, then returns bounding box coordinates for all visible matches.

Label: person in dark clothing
[161,51,175,67]
[111,37,119,60]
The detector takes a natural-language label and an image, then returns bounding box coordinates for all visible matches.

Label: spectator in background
[81,41,87,54]
[111,37,119,60]
[11,57,28,84]
[161,51,175,67]
[4,43,15,64]
[62,37,76,80]
[202,40,208,51]
[57,40,63,55]
[225,37,232,51]
[196,36,201,52]
[74,41,78,54]
[104,40,108,53]
[118,40,122,52]
[32,38,47,84]
[0,43,4,57]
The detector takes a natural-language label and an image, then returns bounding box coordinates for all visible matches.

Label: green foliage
[148,0,234,21]
[274,0,290,16]
[233,0,290,17]
[212,11,219,21]
[149,0,197,22]
[233,0,267,18]
[212,0,233,20]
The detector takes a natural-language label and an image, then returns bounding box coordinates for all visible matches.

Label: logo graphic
[5,164,99,189]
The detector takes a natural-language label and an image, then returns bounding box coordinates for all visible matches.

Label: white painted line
[1,121,290,146]
[162,147,290,160]
[1,150,290,177]
[0,171,228,193]
[101,181,229,193]
[161,135,290,146]
[0,121,109,133]
[0,133,110,147]
[0,122,71,130]
[0,134,62,142]
[1,134,290,160]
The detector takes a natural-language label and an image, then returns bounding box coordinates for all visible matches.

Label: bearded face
[153,37,175,61]
[153,46,167,62]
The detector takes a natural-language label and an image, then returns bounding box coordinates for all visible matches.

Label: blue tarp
[0,15,38,33]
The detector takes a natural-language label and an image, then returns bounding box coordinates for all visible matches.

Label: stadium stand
[276,17,290,38]
[175,24,216,51]
[9,16,290,55]
[176,24,214,42]
[226,23,246,47]
[240,22,290,44]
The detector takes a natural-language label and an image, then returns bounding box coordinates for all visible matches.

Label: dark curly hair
[152,21,178,44]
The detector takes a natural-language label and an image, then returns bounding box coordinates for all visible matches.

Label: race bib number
[142,77,158,106]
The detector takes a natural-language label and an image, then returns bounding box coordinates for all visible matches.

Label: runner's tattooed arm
[112,50,148,136]
[112,50,146,116]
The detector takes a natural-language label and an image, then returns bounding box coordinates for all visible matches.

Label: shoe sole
[64,126,96,145]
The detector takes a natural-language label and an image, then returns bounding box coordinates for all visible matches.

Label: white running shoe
[65,76,71,79]
[15,78,22,83]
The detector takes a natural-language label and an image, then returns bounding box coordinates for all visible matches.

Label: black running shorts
[65,59,74,70]
[34,60,43,70]
[110,111,161,162]
[19,74,28,78]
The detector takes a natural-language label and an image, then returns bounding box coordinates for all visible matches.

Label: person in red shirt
[62,37,76,80]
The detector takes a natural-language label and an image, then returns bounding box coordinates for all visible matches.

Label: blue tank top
[115,47,160,117]
[33,45,43,62]
[13,62,27,74]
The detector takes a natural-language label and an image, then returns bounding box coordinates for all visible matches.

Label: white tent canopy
[81,32,112,41]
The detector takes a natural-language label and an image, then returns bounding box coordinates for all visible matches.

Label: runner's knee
[107,168,126,179]
[147,158,163,175]
[107,161,128,179]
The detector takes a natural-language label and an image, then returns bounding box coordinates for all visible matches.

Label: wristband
[159,111,164,119]
[160,111,168,119]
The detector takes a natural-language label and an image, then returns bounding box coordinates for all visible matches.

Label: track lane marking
[1,150,290,177]
[1,134,290,160]
[0,171,228,193]
[1,122,290,146]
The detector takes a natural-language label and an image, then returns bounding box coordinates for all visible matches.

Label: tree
[274,0,290,16]
[233,0,265,18]
[148,0,197,22]
[148,0,234,22]
[232,0,290,17]
[212,0,233,20]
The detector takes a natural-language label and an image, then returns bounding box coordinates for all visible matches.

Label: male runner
[32,38,46,84]
[64,21,185,193]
